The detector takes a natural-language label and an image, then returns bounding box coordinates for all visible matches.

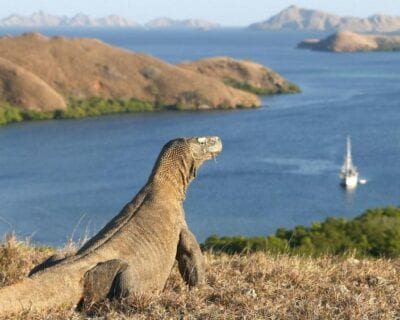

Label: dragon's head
[187,136,223,162]
[150,136,223,199]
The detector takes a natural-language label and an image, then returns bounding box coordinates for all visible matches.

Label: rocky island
[0,33,298,125]
[249,5,400,33]
[298,31,400,52]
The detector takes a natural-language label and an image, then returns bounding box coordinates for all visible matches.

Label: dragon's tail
[0,267,83,316]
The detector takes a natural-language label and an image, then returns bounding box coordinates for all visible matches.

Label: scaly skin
[0,136,222,315]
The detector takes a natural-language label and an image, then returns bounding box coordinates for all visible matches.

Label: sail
[341,136,357,178]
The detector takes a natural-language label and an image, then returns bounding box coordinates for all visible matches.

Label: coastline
[0,82,300,127]
[0,97,259,127]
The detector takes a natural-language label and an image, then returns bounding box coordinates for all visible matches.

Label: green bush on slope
[224,78,301,95]
[202,207,400,257]
[0,98,158,126]
[0,103,23,125]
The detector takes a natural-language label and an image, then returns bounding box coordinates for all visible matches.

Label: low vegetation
[203,207,400,257]
[1,234,399,319]
[0,98,183,126]
[0,95,258,126]
[224,78,300,95]
[0,104,24,126]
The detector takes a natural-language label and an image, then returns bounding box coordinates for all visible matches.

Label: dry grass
[1,235,400,319]
[0,234,54,288]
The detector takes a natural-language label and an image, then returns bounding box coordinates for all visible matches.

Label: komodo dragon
[0,136,222,315]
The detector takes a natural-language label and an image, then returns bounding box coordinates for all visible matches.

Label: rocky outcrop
[0,33,261,111]
[298,31,400,52]
[249,5,400,33]
[179,57,299,94]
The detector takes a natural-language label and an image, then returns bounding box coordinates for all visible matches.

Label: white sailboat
[340,136,359,188]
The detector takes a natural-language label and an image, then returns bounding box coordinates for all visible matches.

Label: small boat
[340,136,359,189]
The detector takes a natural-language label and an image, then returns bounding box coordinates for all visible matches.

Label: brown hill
[298,30,400,52]
[0,33,260,111]
[178,57,298,94]
[0,57,66,111]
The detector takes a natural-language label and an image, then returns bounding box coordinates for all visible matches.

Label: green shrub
[0,103,23,125]
[21,110,54,121]
[0,98,159,126]
[287,83,301,93]
[223,78,301,95]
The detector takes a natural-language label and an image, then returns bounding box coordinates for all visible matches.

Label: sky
[0,0,399,26]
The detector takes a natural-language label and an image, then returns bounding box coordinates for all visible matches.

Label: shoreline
[0,84,300,127]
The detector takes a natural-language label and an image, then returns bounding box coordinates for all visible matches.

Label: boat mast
[345,136,352,171]
[340,136,359,187]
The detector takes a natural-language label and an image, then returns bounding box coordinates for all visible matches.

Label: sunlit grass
[1,234,399,319]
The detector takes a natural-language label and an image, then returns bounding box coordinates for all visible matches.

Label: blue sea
[1,28,400,246]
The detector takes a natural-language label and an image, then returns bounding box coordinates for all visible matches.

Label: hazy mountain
[1,12,64,27]
[249,5,400,33]
[0,11,140,27]
[0,12,221,30]
[145,17,220,30]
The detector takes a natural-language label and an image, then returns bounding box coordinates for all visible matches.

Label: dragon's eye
[197,137,207,144]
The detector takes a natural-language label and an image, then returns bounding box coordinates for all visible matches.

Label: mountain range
[0,12,140,27]
[249,5,400,33]
[0,12,219,30]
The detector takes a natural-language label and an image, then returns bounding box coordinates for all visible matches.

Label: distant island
[145,17,219,30]
[0,12,140,28]
[249,5,400,33]
[0,33,299,125]
[0,12,220,30]
[298,31,400,52]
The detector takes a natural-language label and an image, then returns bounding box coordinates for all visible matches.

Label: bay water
[0,28,400,246]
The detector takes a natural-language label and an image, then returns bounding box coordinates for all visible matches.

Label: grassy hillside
[179,56,300,95]
[0,32,260,113]
[1,235,399,319]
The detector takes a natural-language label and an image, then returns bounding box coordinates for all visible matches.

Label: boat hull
[341,174,358,188]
